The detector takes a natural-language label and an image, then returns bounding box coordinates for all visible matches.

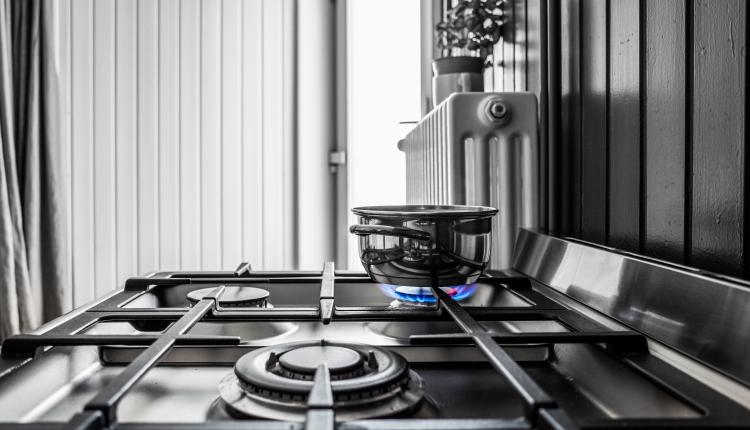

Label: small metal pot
[350,205,498,287]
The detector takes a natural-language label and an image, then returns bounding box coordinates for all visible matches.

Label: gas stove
[1,230,750,429]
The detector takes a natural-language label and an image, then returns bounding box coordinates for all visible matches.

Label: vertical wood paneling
[514,0,527,90]
[158,0,181,270]
[483,59,494,92]
[559,0,581,237]
[93,0,117,296]
[691,0,746,276]
[547,0,562,233]
[527,0,547,229]
[200,0,222,269]
[58,0,74,309]
[526,0,542,96]
[501,0,750,280]
[221,0,243,269]
[607,0,640,251]
[502,0,515,90]
[263,0,286,268]
[579,0,607,243]
[179,0,201,269]
[137,0,159,273]
[242,0,264,268]
[644,0,686,262]
[492,34,503,90]
[71,0,94,306]
[115,0,138,285]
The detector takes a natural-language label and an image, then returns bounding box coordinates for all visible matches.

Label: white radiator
[398,93,539,269]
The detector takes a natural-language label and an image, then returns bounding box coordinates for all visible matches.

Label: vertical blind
[56,0,299,308]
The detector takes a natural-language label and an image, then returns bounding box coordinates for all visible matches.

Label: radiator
[398,92,539,269]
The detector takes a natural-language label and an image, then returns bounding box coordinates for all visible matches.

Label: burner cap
[218,341,424,422]
[186,286,270,308]
[279,345,363,375]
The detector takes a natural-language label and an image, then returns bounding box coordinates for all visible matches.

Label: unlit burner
[186,286,270,308]
[214,340,424,421]
[378,284,478,306]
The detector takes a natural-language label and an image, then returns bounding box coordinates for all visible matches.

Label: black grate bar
[168,286,225,333]
[538,408,580,430]
[84,337,173,424]
[305,365,335,430]
[409,331,647,354]
[0,424,61,430]
[332,308,558,320]
[431,287,561,422]
[1,336,156,359]
[124,277,190,292]
[305,411,335,430]
[319,262,335,324]
[0,335,239,359]
[81,288,224,426]
[163,275,325,281]
[125,276,331,291]
[233,262,252,277]
[62,412,104,430]
[116,424,304,430]
[307,365,334,408]
[336,419,530,430]
[207,309,321,319]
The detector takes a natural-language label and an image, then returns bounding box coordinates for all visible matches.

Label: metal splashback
[399,92,539,269]
[513,228,750,387]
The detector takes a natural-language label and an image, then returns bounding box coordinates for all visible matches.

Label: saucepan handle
[349,224,431,241]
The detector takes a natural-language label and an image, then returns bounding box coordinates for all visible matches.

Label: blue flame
[378,283,478,303]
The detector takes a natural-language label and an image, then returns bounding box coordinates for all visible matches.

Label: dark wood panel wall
[480,0,748,278]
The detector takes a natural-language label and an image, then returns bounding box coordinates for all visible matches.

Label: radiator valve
[484,99,511,125]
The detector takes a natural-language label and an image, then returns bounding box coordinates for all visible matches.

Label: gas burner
[186,286,270,308]
[216,341,424,421]
[378,284,478,306]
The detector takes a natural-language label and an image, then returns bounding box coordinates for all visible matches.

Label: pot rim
[351,205,498,219]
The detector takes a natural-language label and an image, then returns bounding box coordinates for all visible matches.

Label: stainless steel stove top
[1,230,749,429]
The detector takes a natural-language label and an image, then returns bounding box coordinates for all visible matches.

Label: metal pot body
[350,205,498,287]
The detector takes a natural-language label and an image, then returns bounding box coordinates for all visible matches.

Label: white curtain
[0,0,68,341]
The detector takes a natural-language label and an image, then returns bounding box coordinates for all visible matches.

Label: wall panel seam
[135,0,141,274]
[114,0,119,282]
[178,0,183,269]
[156,0,161,270]
[198,0,203,269]
[67,0,73,307]
[604,0,610,244]
[219,0,224,267]
[577,0,583,236]
[239,0,244,264]
[258,0,266,266]
[740,1,750,278]
[91,0,96,296]
[638,0,645,254]
[745,1,750,277]
[684,0,693,266]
